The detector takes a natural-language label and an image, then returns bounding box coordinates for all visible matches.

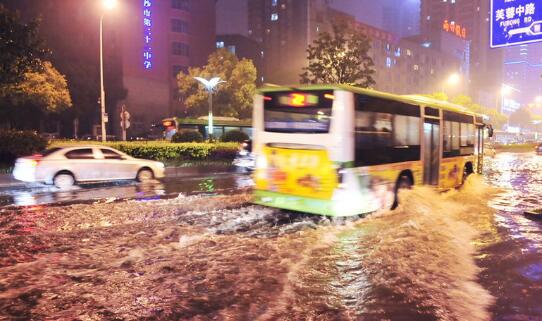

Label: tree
[8,61,72,112]
[1,61,72,129]
[509,107,533,129]
[300,21,375,87]
[177,49,257,119]
[424,93,509,129]
[0,5,47,92]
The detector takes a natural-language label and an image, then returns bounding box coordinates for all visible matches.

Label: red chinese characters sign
[443,20,467,39]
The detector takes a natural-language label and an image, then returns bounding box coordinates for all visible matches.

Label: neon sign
[143,0,153,70]
[443,20,467,39]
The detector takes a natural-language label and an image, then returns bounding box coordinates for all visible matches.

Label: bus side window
[442,111,475,158]
[354,94,421,167]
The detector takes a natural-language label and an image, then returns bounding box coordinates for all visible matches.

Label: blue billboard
[491,0,542,48]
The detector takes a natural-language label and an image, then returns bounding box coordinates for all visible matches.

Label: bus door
[423,117,440,185]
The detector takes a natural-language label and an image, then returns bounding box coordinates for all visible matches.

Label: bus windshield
[263,90,333,133]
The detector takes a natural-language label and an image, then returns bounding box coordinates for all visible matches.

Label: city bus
[252,84,490,217]
[161,117,252,140]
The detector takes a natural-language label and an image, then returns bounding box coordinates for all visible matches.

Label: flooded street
[0,152,542,320]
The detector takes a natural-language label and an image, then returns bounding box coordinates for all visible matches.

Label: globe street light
[99,0,117,142]
[194,77,226,139]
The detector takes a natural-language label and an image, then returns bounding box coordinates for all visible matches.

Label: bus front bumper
[253,190,366,217]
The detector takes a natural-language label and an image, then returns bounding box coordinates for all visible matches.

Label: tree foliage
[301,21,375,87]
[177,49,257,119]
[7,61,72,113]
[0,4,47,91]
[424,93,509,129]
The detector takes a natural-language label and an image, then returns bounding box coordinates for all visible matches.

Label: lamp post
[194,77,226,139]
[100,0,117,142]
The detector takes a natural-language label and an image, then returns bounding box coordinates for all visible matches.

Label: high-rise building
[216,0,249,36]
[117,0,216,133]
[382,3,420,38]
[503,43,542,113]
[420,0,504,108]
[247,0,331,84]
[329,9,466,95]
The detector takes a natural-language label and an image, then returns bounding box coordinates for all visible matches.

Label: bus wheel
[462,163,474,185]
[391,175,412,210]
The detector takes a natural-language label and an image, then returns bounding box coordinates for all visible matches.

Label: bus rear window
[263,90,334,133]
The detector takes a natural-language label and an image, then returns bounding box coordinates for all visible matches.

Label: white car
[13,146,165,188]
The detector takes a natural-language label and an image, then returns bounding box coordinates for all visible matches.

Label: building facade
[117,0,216,134]
[502,43,542,115]
[420,0,504,108]
[247,0,331,84]
[329,9,466,95]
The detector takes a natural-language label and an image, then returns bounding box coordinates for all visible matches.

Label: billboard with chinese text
[491,0,542,48]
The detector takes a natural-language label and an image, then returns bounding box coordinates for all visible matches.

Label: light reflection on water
[0,173,253,207]
[485,152,542,250]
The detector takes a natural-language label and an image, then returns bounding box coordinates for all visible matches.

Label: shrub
[172,130,204,143]
[221,130,249,143]
[49,141,240,162]
[0,130,48,164]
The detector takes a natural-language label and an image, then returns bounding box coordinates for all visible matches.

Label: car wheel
[53,172,75,189]
[136,168,154,182]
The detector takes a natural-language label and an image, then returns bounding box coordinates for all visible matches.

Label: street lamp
[194,77,226,139]
[441,72,461,94]
[99,0,117,142]
[446,73,461,87]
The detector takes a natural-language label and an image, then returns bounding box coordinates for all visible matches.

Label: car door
[63,148,101,181]
[97,148,139,180]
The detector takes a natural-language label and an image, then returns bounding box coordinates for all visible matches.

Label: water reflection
[0,173,253,207]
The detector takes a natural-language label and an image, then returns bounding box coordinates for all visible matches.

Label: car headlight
[156,162,165,168]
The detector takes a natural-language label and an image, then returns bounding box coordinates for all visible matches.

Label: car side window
[100,149,123,160]
[65,148,95,160]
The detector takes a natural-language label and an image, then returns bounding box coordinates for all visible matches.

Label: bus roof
[174,117,252,126]
[257,84,481,117]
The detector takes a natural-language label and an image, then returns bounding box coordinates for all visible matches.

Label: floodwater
[0,153,541,320]
[0,173,255,207]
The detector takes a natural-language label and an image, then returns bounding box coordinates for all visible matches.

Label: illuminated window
[227,45,236,54]
[171,19,189,33]
[386,57,392,68]
[172,42,189,56]
[271,13,278,21]
[271,0,278,6]
[171,0,189,10]
[413,64,419,70]
[216,41,225,48]
[406,49,412,56]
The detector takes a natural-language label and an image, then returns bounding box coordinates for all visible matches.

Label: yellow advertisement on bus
[255,146,338,200]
